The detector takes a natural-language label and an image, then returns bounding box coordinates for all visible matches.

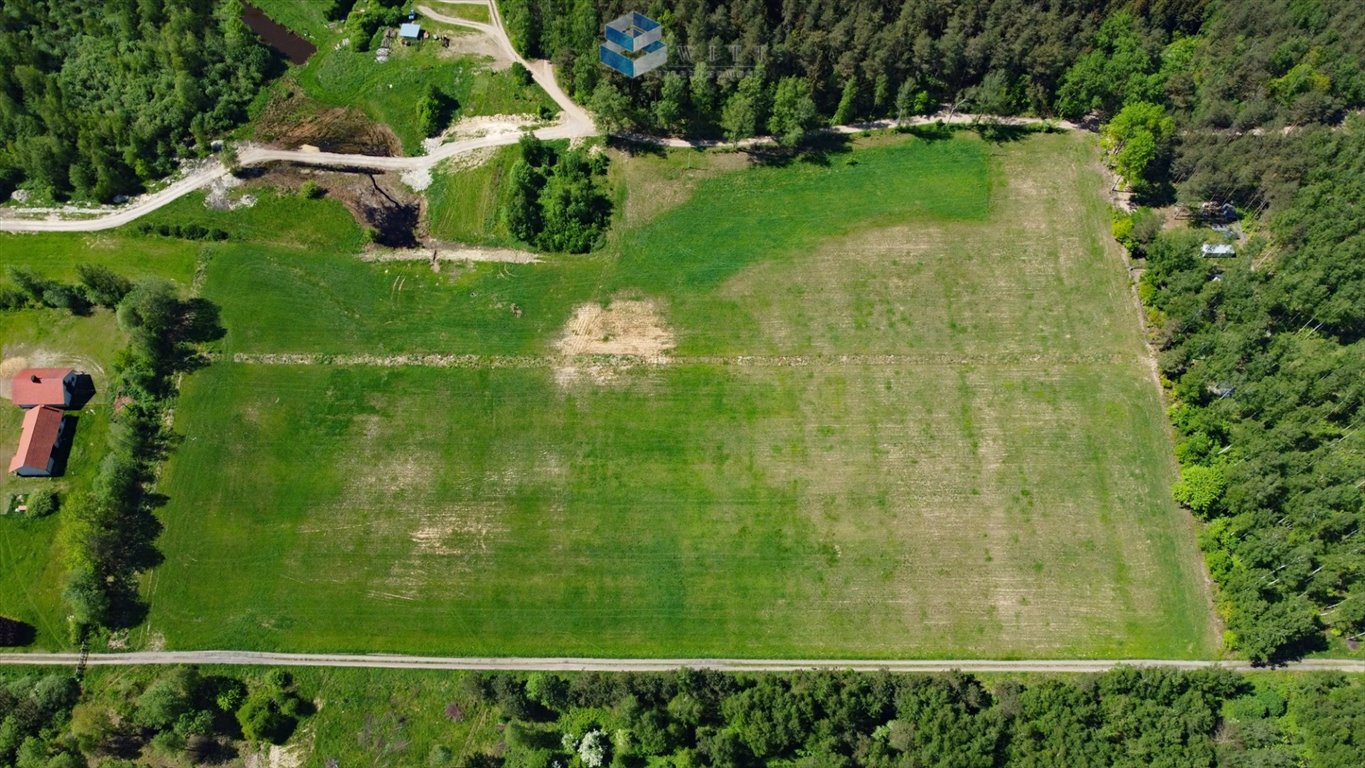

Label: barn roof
[9,405,63,474]
[10,368,72,407]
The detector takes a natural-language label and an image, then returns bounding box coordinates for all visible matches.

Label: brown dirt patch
[361,244,540,265]
[253,86,400,156]
[554,299,675,386]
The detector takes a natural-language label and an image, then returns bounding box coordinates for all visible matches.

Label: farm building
[10,368,79,408]
[1201,243,1236,257]
[9,405,66,477]
[399,22,421,40]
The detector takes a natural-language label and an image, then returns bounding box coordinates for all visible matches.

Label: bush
[418,85,459,137]
[22,488,59,519]
[1172,464,1226,517]
[298,180,325,199]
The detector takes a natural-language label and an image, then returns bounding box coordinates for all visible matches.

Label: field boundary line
[226,352,1136,368]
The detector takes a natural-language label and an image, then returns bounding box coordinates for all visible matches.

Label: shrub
[298,180,325,199]
[1172,464,1226,517]
[76,264,133,308]
[22,488,59,519]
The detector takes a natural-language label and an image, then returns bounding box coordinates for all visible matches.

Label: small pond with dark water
[241,2,316,65]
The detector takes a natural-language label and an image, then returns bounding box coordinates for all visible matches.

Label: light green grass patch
[437,3,494,24]
[425,145,520,244]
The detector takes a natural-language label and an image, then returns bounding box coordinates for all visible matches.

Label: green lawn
[425,145,520,244]
[144,132,1218,659]
[437,2,494,24]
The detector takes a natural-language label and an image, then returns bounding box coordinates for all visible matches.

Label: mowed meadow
[136,131,1216,658]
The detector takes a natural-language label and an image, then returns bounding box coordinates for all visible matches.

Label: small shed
[1201,243,1236,258]
[10,368,77,409]
[9,405,66,477]
[399,23,421,40]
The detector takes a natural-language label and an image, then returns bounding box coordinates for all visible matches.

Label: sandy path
[0,650,1360,673]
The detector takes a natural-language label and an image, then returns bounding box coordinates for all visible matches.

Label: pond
[241,2,316,65]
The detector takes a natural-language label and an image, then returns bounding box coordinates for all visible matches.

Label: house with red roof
[11,368,78,409]
[9,406,66,477]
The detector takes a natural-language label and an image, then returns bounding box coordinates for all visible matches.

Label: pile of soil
[253,87,400,156]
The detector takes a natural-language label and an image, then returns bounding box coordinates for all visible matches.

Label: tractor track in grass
[0,651,1362,673]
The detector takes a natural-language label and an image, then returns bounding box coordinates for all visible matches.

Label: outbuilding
[9,405,66,477]
[399,23,421,40]
[10,368,78,409]
[1201,243,1236,258]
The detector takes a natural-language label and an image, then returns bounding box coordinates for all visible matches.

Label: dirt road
[0,651,1362,673]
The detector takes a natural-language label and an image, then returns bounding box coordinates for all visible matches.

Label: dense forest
[500,0,1365,661]
[0,0,272,202]
[1134,119,1365,662]
[5,666,1362,767]
[502,0,1363,146]
[464,667,1365,767]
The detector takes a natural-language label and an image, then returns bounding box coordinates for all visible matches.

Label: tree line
[459,666,1363,768]
[5,665,1361,767]
[0,0,274,203]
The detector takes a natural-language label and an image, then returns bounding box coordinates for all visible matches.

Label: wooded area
[0,0,272,202]
[4,666,1362,767]
[464,667,1365,768]
[0,667,310,766]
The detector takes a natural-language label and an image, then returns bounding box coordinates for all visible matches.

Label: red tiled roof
[9,405,63,474]
[10,368,72,407]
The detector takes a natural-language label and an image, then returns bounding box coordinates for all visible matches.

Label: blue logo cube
[600,12,667,78]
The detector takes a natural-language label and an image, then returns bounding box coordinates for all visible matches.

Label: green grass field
[139,132,1218,659]
[425,145,521,244]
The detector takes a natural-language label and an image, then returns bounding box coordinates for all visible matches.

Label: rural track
[227,351,1139,368]
[0,0,1074,235]
[0,651,1362,673]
